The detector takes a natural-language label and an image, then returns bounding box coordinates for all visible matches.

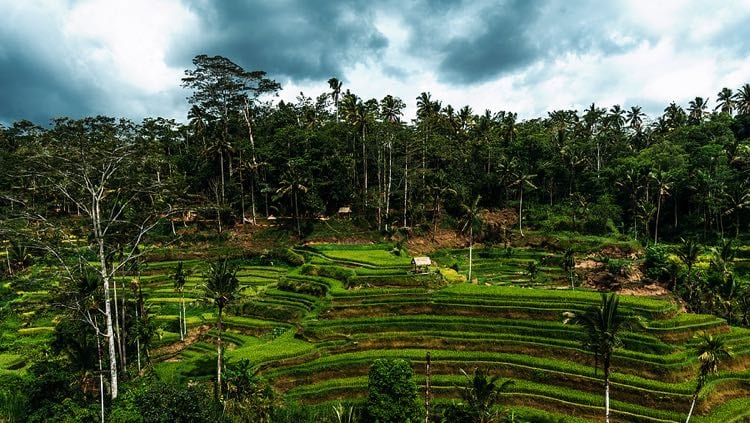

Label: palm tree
[429,179,456,240]
[380,94,405,231]
[688,97,710,124]
[172,261,190,341]
[663,102,687,130]
[328,77,343,123]
[459,368,514,423]
[275,162,309,238]
[733,83,750,115]
[685,333,732,422]
[566,293,631,423]
[510,172,537,237]
[626,106,646,133]
[205,135,235,204]
[343,94,376,209]
[650,170,672,244]
[563,248,576,290]
[202,259,241,398]
[461,195,482,284]
[675,238,701,293]
[607,104,626,131]
[715,88,734,115]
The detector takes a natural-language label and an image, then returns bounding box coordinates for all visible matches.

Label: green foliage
[644,244,671,281]
[277,277,328,297]
[110,379,224,423]
[223,359,276,423]
[366,359,423,423]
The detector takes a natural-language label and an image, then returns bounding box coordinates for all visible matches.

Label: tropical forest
[2,55,750,422]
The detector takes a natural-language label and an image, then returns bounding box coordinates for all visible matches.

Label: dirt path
[152,324,211,361]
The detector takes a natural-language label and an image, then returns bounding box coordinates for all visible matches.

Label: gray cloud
[171,0,388,83]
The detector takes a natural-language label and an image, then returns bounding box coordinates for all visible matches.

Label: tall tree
[457,368,514,423]
[566,293,631,423]
[510,171,537,237]
[461,195,482,284]
[685,333,732,423]
[715,88,735,115]
[380,95,405,231]
[734,83,750,115]
[172,261,189,341]
[328,77,343,123]
[31,117,164,399]
[202,259,241,398]
[688,97,710,124]
[182,54,280,205]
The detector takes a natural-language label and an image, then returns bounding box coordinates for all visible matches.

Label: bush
[644,244,671,282]
[277,277,327,297]
[110,379,224,423]
[366,359,423,423]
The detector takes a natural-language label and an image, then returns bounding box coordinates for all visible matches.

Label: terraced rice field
[5,243,750,421]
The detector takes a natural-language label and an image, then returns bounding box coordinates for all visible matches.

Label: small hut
[412,256,431,273]
[338,206,352,219]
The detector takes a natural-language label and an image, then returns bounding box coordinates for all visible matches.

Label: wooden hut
[412,256,431,273]
[338,206,352,219]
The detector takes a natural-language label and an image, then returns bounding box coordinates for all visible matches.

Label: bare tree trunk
[425,351,431,423]
[219,153,225,204]
[519,187,525,237]
[363,127,368,209]
[468,225,473,283]
[217,306,223,398]
[404,142,409,228]
[685,392,698,423]
[94,198,118,399]
[386,137,393,231]
[178,290,184,341]
[135,305,141,373]
[96,317,105,423]
[605,376,610,423]
[655,192,662,244]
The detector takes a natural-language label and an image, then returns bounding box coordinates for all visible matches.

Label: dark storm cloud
[403,0,645,85]
[171,0,388,82]
[0,9,94,124]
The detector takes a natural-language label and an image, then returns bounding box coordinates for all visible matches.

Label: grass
[2,237,749,421]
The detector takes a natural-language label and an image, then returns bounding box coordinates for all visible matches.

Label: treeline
[2,55,750,243]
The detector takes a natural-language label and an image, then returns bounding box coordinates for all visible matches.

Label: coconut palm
[663,102,687,129]
[461,195,482,284]
[626,106,646,133]
[510,171,537,237]
[275,162,309,238]
[733,83,750,115]
[715,88,735,115]
[685,333,732,422]
[172,261,190,341]
[675,238,702,293]
[563,248,576,289]
[328,77,343,123]
[566,293,631,423]
[459,368,514,423]
[607,105,626,131]
[202,259,241,398]
[650,169,672,244]
[688,97,710,124]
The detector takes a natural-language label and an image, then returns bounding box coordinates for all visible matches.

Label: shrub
[367,359,423,423]
[110,379,224,423]
[277,277,327,297]
[644,244,671,282]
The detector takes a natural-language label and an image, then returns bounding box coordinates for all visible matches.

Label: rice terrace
[3,2,750,422]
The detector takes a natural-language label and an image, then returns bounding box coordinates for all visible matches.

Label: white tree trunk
[605,377,610,423]
[685,392,698,423]
[468,225,473,283]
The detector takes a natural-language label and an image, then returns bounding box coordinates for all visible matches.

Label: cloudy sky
[1,0,749,126]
